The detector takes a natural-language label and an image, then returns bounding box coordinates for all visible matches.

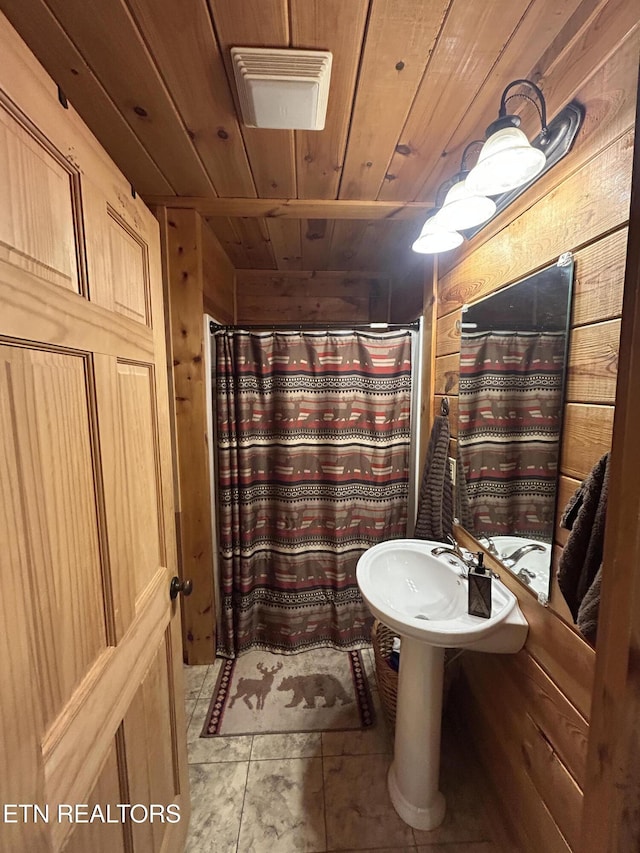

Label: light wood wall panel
[234,270,391,324]
[433,20,637,851]
[560,404,614,481]
[202,218,235,323]
[163,208,214,663]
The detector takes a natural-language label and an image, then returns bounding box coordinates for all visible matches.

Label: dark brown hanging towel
[557,452,609,639]
[414,414,454,543]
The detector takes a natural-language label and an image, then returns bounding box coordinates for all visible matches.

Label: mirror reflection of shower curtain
[214,329,413,657]
[458,331,565,540]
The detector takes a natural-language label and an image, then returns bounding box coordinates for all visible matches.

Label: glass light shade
[411,225,463,254]
[434,179,497,230]
[466,126,546,196]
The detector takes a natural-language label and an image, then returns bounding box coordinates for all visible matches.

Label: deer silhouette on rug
[277,673,353,709]
[227,661,283,710]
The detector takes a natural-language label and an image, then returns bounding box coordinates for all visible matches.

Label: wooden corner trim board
[142,196,435,220]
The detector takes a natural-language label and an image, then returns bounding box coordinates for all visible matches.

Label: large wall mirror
[455,258,574,601]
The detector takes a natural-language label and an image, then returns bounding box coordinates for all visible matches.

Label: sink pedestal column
[387,637,446,830]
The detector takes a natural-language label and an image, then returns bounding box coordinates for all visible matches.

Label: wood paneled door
[0,15,189,853]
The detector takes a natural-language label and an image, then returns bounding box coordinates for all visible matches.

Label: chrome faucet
[430,543,478,577]
[502,543,546,568]
[477,534,499,558]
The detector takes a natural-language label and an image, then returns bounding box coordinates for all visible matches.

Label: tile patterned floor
[183,650,501,853]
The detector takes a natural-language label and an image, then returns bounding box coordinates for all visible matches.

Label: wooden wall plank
[125,0,256,197]
[338,0,449,200]
[572,228,627,326]
[389,262,426,324]
[163,208,215,664]
[291,0,368,200]
[434,353,459,395]
[438,130,634,316]
[455,672,573,853]
[234,269,391,324]
[201,218,235,323]
[565,319,621,404]
[522,712,583,851]
[461,652,584,850]
[369,279,391,324]
[560,403,614,480]
[435,310,461,357]
[209,0,296,197]
[379,0,534,202]
[236,296,370,324]
[42,0,214,195]
[0,0,173,195]
[266,219,302,270]
[505,651,589,789]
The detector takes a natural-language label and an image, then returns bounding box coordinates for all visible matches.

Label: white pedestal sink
[356,539,528,831]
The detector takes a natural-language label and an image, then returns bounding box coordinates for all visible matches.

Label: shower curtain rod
[209,320,420,333]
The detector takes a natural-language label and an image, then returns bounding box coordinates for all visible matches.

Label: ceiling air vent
[231,47,332,131]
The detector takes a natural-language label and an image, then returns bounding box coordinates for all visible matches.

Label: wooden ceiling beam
[145,197,433,220]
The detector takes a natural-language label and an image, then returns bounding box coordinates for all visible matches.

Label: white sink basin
[356,538,528,653]
[490,535,551,600]
[356,538,528,832]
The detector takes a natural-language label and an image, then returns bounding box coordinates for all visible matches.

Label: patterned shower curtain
[458,331,565,540]
[214,330,412,657]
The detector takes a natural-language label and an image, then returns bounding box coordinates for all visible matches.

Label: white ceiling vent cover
[231,47,332,131]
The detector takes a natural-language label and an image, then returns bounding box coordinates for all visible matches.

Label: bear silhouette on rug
[277,673,353,709]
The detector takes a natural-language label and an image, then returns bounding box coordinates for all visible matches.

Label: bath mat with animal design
[201,648,375,736]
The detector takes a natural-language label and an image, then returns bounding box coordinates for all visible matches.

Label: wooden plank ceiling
[3,0,590,300]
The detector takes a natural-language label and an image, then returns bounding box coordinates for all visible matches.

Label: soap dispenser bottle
[468,552,492,619]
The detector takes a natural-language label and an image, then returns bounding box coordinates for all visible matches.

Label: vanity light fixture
[433,141,496,231]
[411,211,463,254]
[411,78,583,254]
[466,79,549,196]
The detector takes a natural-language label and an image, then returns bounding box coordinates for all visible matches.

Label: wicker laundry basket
[371,619,462,728]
